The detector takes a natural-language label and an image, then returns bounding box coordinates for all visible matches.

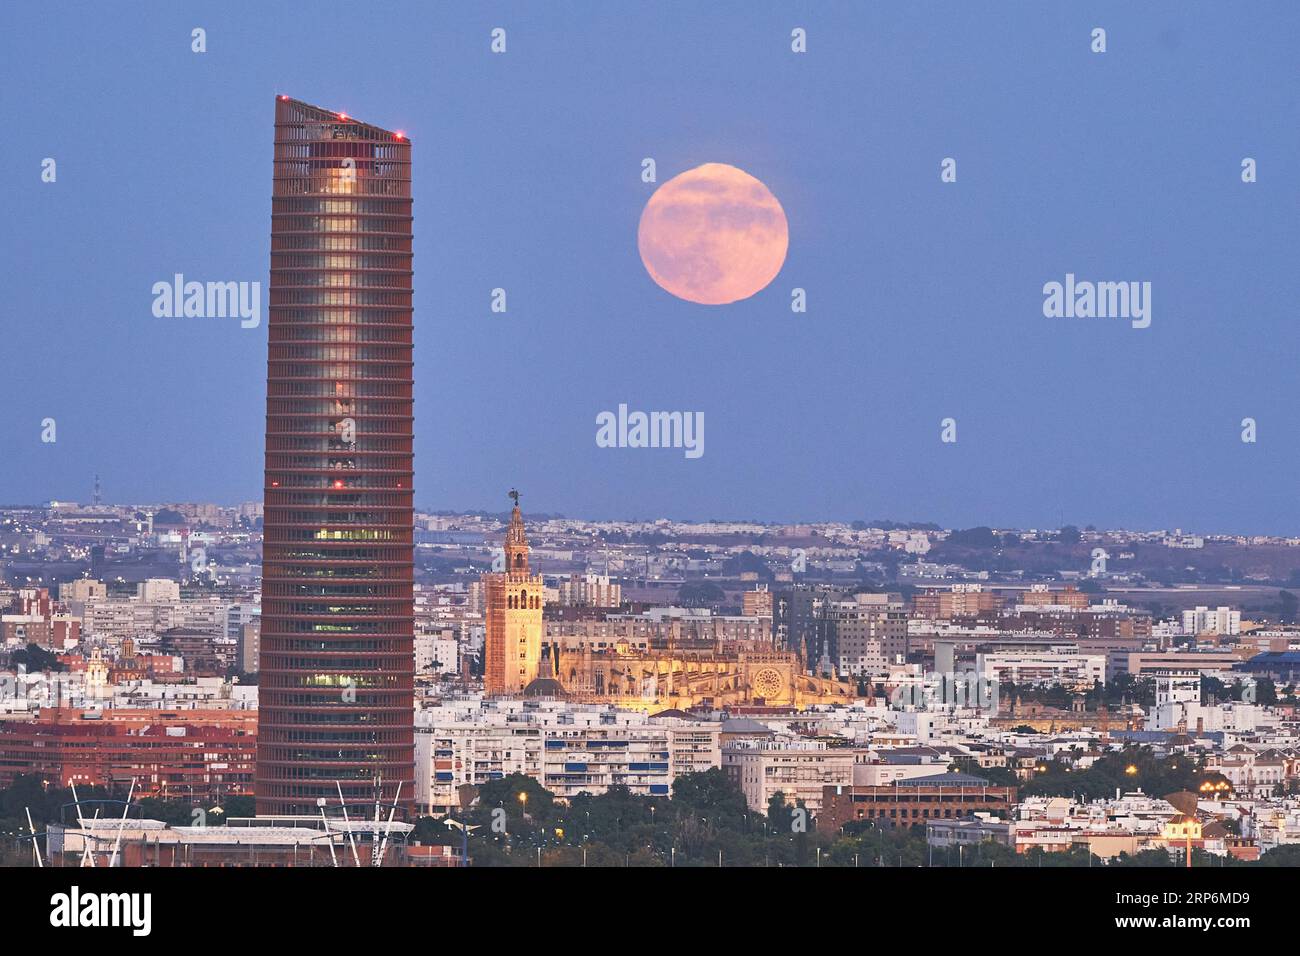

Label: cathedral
[482,492,855,710]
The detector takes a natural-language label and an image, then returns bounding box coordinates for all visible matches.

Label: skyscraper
[255,97,414,816]
[483,491,544,695]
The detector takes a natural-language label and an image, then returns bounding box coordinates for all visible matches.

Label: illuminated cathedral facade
[483,492,855,710]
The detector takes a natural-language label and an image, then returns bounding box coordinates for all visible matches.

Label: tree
[1278,590,1298,624]
[946,527,1000,548]
[1256,678,1278,706]
[672,768,747,821]
[1112,848,1176,867]
[1259,844,1300,866]
[221,795,255,818]
[677,582,724,607]
[474,773,555,826]
[9,644,64,673]
[722,551,773,581]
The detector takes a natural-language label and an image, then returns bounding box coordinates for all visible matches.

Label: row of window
[272,176,408,199]
[268,309,410,325]
[261,672,409,689]
[264,619,411,636]
[273,235,409,252]
[270,326,410,345]
[272,200,410,217]
[261,629,403,642]
[264,731,395,744]
[267,546,408,560]
[271,470,413,486]
[269,381,410,397]
[269,512,407,525]
[276,656,401,669]
[269,362,411,378]
[275,137,406,158]
[269,345,411,361]
[266,416,410,433]
[265,400,410,416]
[272,272,410,289]
[257,709,393,725]
[261,764,403,779]
[266,437,411,452]
[273,215,409,234]
[266,494,410,508]
[275,118,404,144]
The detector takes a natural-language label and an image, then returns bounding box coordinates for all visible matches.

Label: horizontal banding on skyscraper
[255,96,415,818]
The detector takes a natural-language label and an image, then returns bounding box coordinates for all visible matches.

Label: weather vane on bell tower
[509,488,520,507]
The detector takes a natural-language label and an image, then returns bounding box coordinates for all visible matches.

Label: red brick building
[818,772,1017,831]
[2,587,81,649]
[0,708,256,799]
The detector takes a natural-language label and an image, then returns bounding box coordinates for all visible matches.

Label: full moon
[637,162,788,305]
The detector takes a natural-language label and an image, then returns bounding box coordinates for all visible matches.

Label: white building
[137,578,181,602]
[1182,606,1241,636]
[828,594,907,677]
[975,643,1106,689]
[1145,671,1260,733]
[413,699,720,812]
[557,573,622,608]
[415,632,459,677]
[722,738,855,813]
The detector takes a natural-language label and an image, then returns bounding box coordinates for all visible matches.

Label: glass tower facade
[255,96,414,816]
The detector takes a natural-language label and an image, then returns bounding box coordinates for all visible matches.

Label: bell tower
[484,490,545,694]
[505,488,529,576]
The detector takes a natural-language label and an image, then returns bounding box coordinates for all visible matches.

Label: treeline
[414,764,1299,867]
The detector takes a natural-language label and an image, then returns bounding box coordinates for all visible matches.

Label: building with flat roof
[0,708,255,796]
[818,772,1017,831]
[47,816,422,867]
[724,738,856,813]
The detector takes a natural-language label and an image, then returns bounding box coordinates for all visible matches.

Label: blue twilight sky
[1,2,1297,533]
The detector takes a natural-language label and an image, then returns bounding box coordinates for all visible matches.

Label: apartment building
[723,738,856,813]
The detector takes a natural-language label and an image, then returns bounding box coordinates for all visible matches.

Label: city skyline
[3,0,1294,933]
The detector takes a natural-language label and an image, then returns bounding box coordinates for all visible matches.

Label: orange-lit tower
[255,96,414,816]
[484,490,544,695]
